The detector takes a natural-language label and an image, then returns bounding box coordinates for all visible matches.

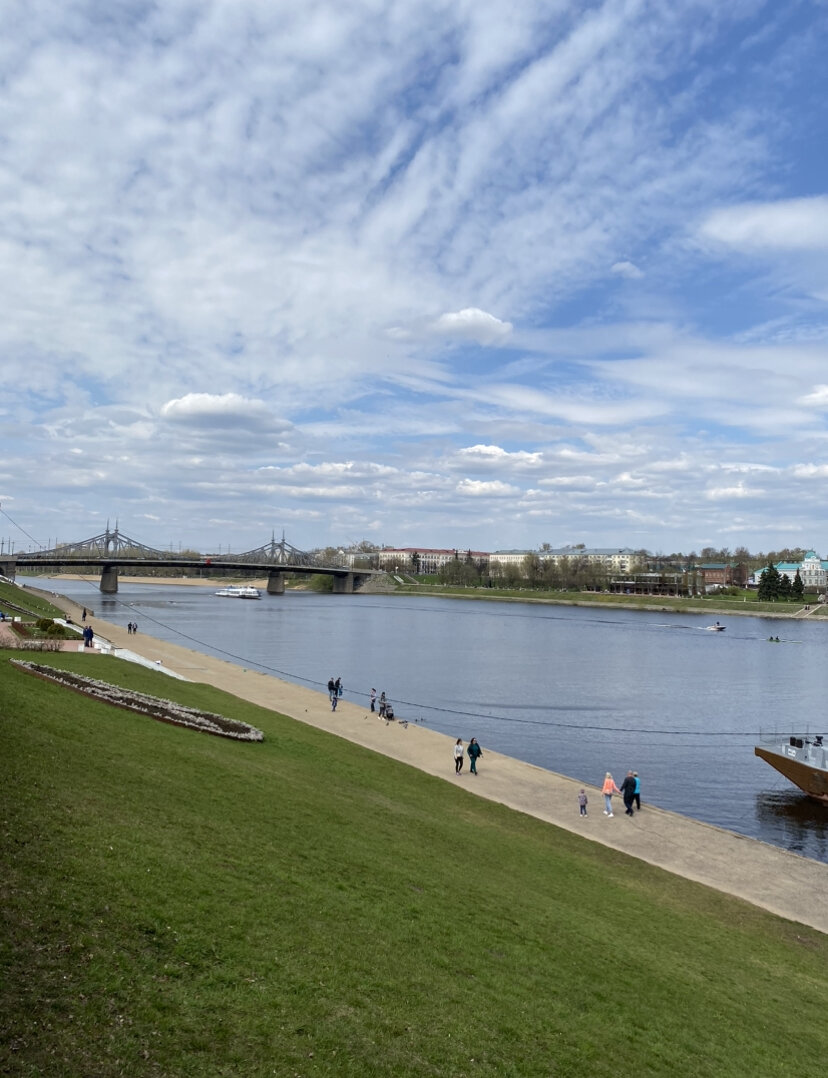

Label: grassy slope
[2,652,826,1078]
[0,579,65,620]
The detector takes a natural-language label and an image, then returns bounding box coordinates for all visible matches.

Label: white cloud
[790,463,828,479]
[798,384,828,407]
[699,196,828,251]
[455,444,542,467]
[431,308,513,345]
[705,483,761,501]
[610,260,643,279]
[456,479,520,497]
[160,393,289,432]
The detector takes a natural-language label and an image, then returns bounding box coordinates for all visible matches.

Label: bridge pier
[0,559,16,581]
[100,564,119,593]
[332,572,354,594]
[266,571,285,595]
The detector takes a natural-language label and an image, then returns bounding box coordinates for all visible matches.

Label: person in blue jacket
[467,737,483,775]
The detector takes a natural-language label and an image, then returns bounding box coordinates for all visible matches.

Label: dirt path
[25,587,828,935]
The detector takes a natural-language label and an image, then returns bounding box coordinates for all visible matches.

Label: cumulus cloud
[455,444,542,467]
[456,478,520,496]
[699,196,828,251]
[431,308,513,345]
[160,393,290,432]
[790,463,828,478]
[610,260,643,279]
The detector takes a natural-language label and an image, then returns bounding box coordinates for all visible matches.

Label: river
[39,578,828,863]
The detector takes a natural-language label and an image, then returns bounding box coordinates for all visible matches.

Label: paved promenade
[33,589,828,935]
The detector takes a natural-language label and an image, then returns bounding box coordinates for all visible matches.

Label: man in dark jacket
[467,738,483,775]
[620,770,636,816]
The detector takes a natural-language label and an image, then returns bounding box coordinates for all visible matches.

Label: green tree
[778,573,792,600]
[757,563,780,601]
[792,569,805,600]
[522,553,542,587]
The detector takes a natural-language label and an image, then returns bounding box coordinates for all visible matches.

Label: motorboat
[755,734,828,803]
[705,622,725,631]
[214,585,261,599]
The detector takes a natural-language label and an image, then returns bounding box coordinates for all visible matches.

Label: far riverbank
[25,573,818,620]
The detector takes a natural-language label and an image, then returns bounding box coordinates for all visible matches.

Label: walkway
[20,590,828,935]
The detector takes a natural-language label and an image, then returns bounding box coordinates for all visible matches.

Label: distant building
[754,551,828,589]
[696,562,749,590]
[489,549,534,568]
[377,547,490,574]
[540,547,642,572]
[608,572,693,597]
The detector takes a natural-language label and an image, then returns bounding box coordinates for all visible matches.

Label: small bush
[36,618,55,632]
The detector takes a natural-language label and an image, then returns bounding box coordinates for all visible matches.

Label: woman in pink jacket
[601,772,621,816]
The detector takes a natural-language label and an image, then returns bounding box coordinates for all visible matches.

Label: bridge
[0,526,378,595]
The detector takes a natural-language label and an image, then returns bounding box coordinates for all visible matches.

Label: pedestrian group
[316,676,640,815]
[598,770,641,817]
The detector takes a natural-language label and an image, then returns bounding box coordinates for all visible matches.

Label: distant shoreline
[19,572,816,620]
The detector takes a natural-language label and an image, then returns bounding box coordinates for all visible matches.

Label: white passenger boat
[214,585,261,599]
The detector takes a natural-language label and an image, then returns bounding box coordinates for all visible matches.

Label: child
[578,789,588,817]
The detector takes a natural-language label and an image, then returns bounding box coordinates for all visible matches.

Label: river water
[40,579,828,863]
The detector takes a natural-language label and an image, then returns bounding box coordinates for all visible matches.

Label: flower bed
[10,660,264,741]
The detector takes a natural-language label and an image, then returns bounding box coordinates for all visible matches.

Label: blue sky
[3,0,828,556]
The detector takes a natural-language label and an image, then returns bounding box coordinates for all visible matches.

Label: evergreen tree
[778,573,792,600]
[792,569,805,600]
[757,563,780,601]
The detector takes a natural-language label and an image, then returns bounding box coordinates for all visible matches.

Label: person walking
[578,789,588,817]
[335,677,343,697]
[453,738,464,774]
[467,737,483,775]
[370,688,377,713]
[331,692,338,712]
[601,772,621,816]
[620,770,636,816]
[378,691,387,718]
[82,607,87,622]
[327,677,336,702]
[633,772,641,811]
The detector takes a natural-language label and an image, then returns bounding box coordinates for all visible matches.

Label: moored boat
[755,734,828,803]
[214,585,261,599]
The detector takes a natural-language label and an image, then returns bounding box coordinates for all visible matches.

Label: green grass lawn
[2,651,826,1077]
[397,582,816,617]
[0,578,66,621]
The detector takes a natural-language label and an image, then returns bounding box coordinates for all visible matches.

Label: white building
[540,547,642,572]
[377,547,490,574]
[755,550,828,589]
[489,549,534,568]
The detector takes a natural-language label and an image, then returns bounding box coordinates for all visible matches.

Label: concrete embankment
[20,584,828,935]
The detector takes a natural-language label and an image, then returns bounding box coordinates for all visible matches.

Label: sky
[2,0,828,557]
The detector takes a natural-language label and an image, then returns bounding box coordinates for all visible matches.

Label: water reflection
[755,790,828,859]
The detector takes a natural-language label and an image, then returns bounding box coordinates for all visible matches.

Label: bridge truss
[20,525,339,570]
